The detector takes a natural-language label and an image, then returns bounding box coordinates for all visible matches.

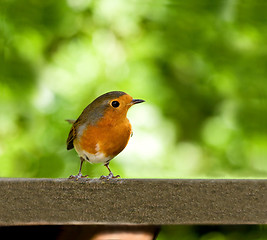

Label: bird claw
[99,173,120,180]
[69,173,88,181]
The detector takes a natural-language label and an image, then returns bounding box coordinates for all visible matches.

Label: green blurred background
[1,0,267,238]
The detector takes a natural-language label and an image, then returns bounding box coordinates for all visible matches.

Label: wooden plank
[0,178,266,226]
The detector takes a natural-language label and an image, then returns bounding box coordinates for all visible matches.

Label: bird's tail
[65,119,76,124]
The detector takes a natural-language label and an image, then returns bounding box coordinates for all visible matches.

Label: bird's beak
[131,99,145,105]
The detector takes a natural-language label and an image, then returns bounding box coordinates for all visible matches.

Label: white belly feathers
[74,142,111,164]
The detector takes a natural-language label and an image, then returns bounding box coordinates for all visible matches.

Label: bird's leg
[100,162,120,180]
[69,157,88,180]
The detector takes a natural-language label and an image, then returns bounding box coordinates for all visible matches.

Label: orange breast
[78,118,132,159]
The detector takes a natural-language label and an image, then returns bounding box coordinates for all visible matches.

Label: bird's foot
[99,172,120,180]
[69,173,88,181]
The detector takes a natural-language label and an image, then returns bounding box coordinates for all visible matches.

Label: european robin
[66,91,145,180]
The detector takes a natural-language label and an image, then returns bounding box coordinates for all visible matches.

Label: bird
[66,91,145,180]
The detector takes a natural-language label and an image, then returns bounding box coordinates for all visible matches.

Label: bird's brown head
[80,91,145,125]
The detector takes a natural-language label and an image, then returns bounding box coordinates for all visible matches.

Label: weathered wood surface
[0,178,266,226]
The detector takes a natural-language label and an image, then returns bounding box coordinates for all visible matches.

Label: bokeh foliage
[1,0,267,178]
[158,225,267,240]
[1,0,267,239]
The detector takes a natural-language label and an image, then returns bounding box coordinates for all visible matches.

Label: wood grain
[0,178,266,226]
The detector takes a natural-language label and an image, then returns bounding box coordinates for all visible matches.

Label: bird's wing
[66,124,77,150]
[66,104,94,150]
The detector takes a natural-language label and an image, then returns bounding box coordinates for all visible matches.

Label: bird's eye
[111,101,120,108]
